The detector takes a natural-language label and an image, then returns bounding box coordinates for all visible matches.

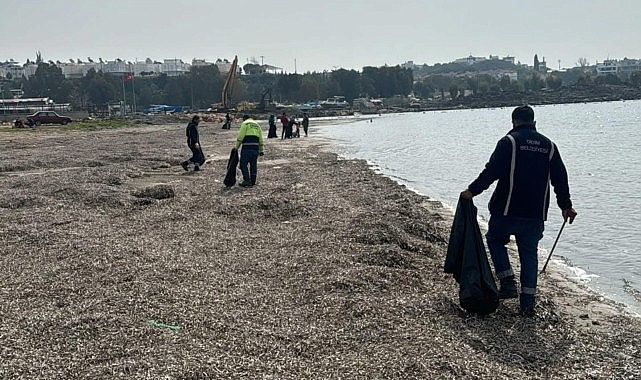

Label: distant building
[454,55,486,65]
[453,55,516,65]
[596,58,641,77]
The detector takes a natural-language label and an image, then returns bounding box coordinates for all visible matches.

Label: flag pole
[132,73,137,114]
[122,74,126,117]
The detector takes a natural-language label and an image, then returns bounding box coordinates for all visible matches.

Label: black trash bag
[444,198,499,315]
[223,149,239,187]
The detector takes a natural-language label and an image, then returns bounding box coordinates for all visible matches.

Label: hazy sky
[2,0,639,73]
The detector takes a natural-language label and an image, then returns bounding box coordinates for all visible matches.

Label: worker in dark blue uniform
[181,115,205,171]
[461,105,577,316]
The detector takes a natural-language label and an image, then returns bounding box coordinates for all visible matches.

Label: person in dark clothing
[279,112,289,139]
[181,115,205,171]
[267,114,278,138]
[302,113,309,136]
[222,113,232,129]
[460,105,577,316]
[285,117,298,139]
[233,115,264,187]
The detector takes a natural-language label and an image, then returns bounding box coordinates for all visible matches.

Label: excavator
[220,55,238,110]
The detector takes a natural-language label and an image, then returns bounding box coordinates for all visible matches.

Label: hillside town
[1,53,641,123]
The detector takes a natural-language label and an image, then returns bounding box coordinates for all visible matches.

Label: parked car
[26,111,72,126]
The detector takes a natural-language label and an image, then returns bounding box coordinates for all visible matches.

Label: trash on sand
[147,320,180,331]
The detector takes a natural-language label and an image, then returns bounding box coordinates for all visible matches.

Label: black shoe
[498,279,518,299]
[194,165,200,172]
[520,306,536,318]
[239,180,252,187]
[181,161,189,171]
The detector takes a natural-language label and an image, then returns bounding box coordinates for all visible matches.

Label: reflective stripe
[521,286,536,295]
[542,143,555,218]
[503,135,517,216]
[496,268,514,280]
[242,142,259,146]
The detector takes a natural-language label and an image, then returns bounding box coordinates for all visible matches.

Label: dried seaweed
[0,122,639,379]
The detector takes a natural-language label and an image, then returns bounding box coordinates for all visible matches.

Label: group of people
[181,105,577,316]
[181,113,266,187]
[267,112,309,139]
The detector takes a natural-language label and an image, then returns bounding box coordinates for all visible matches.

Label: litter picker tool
[540,219,567,274]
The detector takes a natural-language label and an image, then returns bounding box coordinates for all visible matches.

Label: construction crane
[221,55,238,110]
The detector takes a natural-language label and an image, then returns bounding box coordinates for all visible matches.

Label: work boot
[498,277,518,299]
[520,294,536,316]
[239,180,252,187]
[181,161,189,171]
[194,164,200,172]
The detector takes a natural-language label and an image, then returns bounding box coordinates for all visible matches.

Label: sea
[314,100,641,315]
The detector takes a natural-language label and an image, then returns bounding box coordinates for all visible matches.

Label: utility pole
[260,56,264,65]
[294,58,297,74]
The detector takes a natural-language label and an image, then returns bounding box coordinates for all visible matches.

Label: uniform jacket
[234,118,265,153]
[468,124,572,220]
[186,121,200,148]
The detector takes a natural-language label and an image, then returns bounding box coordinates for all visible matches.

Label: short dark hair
[191,115,200,122]
[512,105,534,123]
[242,114,250,121]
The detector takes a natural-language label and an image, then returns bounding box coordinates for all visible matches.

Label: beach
[0,119,639,379]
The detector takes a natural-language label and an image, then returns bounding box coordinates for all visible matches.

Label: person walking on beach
[222,112,232,129]
[268,114,278,138]
[287,116,300,138]
[302,113,310,136]
[181,115,205,171]
[233,115,264,187]
[460,105,577,316]
[279,112,289,139]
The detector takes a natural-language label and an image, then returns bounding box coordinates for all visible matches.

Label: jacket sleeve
[258,123,265,153]
[235,123,247,150]
[549,143,573,210]
[468,137,511,195]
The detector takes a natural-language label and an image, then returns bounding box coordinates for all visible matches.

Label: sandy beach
[1,119,639,379]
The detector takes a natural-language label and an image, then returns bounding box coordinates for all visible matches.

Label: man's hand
[259,152,264,156]
[460,189,474,200]
[562,208,577,224]
[194,143,200,149]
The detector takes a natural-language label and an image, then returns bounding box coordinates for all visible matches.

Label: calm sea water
[315,100,641,314]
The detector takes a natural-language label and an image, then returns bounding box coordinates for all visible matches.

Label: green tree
[331,69,360,102]
[24,62,71,101]
[546,74,563,90]
[449,84,459,99]
[630,71,641,88]
[82,69,116,107]
[595,74,621,85]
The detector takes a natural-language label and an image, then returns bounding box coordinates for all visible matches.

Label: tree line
[3,59,640,111]
[2,62,414,111]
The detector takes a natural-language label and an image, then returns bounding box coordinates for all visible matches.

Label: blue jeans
[239,149,259,184]
[486,215,544,308]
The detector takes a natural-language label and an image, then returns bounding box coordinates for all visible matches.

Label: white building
[596,58,641,77]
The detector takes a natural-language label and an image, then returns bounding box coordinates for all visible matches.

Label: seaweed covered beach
[1,120,640,379]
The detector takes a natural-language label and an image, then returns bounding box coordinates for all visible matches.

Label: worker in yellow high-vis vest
[233,115,265,187]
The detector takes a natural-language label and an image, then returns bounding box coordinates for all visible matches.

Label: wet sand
[0,121,639,379]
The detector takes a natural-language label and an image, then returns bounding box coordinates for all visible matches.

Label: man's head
[192,115,200,123]
[242,114,250,121]
[511,105,535,127]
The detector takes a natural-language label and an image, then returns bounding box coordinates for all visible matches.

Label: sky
[1,0,640,73]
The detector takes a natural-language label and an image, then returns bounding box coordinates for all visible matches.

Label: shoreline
[1,122,640,378]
